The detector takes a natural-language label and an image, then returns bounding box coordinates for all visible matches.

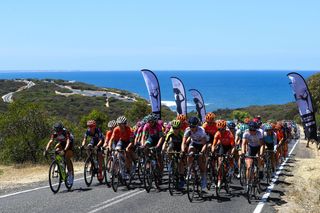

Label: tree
[125,100,151,124]
[0,101,51,164]
[80,109,109,131]
[231,110,251,122]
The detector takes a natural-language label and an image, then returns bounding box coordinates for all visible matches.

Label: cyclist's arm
[259,138,265,156]
[181,136,188,152]
[81,135,87,147]
[64,137,71,151]
[242,138,248,155]
[156,133,165,149]
[45,138,54,151]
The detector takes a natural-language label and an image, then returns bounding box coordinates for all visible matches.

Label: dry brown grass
[277,128,320,213]
[0,162,83,191]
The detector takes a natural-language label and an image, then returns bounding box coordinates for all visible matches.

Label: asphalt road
[0,139,299,213]
[1,80,35,103]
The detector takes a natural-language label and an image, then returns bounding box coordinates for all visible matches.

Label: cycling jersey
[243,130,263,147]
[166,130,183,151]
[105,130,113,142]
[181,121,189,132]
[143,122,164,138]
[112,126,134,143]
[84,128,104,146]
[202,122,218,142]
[51,129,74,149]
[264,131,277,150]
[184,126,207,145]
[213,130,235,147]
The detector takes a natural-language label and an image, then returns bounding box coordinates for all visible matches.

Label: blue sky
[0,0,319,71]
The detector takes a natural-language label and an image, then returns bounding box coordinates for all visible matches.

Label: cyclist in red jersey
[177,114,188,131]
[202,112,218,147]
[212,120,235,189]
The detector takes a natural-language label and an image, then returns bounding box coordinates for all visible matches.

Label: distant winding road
[1,80,35,103]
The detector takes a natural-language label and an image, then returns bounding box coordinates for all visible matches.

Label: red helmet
[87,120,96,127]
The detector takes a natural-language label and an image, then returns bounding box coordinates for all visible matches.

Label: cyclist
[202,112,218,147]
[44,122,74,184]
[263,123,277,173]
[162,119,185,188]
[182,116,208,190]
[81,120,105,180]
[103,120,117,149]
[212,120,235,189]
[242,121,264,188]
[108,116,135,177]
[235,123,249,178]
[142,113,165,172]
[227,120,237,137]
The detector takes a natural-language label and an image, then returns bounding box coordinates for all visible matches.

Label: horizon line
[0,69,318,73]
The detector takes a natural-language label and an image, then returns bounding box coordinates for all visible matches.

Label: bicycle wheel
[64,162,73,190]
[239,159,246,186]
[168,160,178,195]
[247,183,252,204]
[187,164,196,202]
[206,160,214,190]
[266,159,272,184]
[111,158,120,192]
[216,164,224,197]
[84,158,94,187]
[137,157,144,184]
[105,156,113,187]
[49,161,61,193]
[143,158,153,193]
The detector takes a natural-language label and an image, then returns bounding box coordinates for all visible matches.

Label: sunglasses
[172,127,180,130]
[190,125,197,128]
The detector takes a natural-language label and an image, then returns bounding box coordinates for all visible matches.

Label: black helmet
[188,117,199,127]
[248,121,258,131]
[53,122,64,132]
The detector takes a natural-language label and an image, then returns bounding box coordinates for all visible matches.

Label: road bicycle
[48,151,73,193]
[83,147,106,187]
[215,153,233,197]
[143,147,162,193]
[186,152,204,202]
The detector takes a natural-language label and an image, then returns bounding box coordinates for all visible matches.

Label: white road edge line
[0,177,83,199]
[90,189,140,209]
[88,190,145,213]
[253,138,300,213]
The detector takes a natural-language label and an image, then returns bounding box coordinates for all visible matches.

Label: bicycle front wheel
[111,158,120,192]
[84,158,94,187]
[65,162,73,190]
[49,161,61,193]
[187,165,196,202]
[143,158,153,193]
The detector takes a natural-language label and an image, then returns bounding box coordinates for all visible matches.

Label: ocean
[0,71,317,112]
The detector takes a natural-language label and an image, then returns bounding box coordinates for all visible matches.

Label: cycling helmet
[177,114,187,122]
[116,116,127,124]
[188,117,199,127]
[171,120,181,129]
[146,113,158,122]
[253,117,259,123]
[205,112,216,122]
[239,124,249,132]
[217,120,227,129]
[264,124,272,131]
[87,120,96,127]
[248,121,258,131]
[227,120,236,129]
[53,122,64,132]
[108,120,117,128]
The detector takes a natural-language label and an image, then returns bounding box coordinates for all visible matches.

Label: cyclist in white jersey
[182,117,208,189]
